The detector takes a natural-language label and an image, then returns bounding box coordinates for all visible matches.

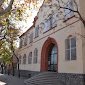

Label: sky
[1,0,44,33]
[15,0,44,34]
[13,0,44,47]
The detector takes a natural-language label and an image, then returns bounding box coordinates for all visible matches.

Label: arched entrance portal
[41,37,58,72]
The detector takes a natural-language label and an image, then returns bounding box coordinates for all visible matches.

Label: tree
[0,0,42,77]
[7,26,20,77]
[0,42,12,64]
[4,19,20,76]
[0,0,38,16]
[0,0,14,16]
[1,0,84,28]
[0,0,42,40]
[0,41,12,74]
[0,0,20,75]
[0,17,20,76]
[46,0,85,26]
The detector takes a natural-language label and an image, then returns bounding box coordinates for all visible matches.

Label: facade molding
[19,20,80,52]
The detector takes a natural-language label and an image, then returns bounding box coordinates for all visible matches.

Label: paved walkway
[0,74,25,85]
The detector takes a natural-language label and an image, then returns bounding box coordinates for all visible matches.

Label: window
[64,0,74,20]
[24,35,27,46]
[23,54,26,64]
[48,45,57,71]
[40,22,45,29]
[29,33,33,43]
[19,55,22,64]
[28,52,32,64]
[35,26,39,38]
[52,12,59,28]
[44,15,52,32]
[20,39,23,48]
[33,48,38,64]
[65,36,76,60]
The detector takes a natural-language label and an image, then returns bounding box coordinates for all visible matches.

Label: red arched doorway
[41,37,58,72]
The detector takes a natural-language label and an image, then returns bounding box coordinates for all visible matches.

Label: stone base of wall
[19,70,40,79]
[56,73,85,85]
[19,70,85,85]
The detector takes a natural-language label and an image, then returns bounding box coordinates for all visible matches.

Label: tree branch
[73,0,78,11]
[77,11,85,27]
[0,0,14,16]
[59,6,85,27]
[0,0,5,6]
[13,50,19,62]
[60,6,78,13]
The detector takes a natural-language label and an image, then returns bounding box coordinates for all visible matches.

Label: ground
[0,74,25,85]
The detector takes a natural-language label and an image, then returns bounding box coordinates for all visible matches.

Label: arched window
[20,39,23,48]
[23,54,26,64]
[65,36,76,60]
[19,55,22,64]
[44,14,52,32]
[29,33,33,43]
[33,48,38,64]
[28,52,32,64]
[35,26,39,38]
[24,35,27,46]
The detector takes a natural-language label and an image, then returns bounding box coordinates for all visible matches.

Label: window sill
[65,59,76,61]
[29,41,33,44]
[43,27,54,34]
[24,44,27,46]
[34,36,39,39]
[33,63,37,64]
[63,15,75,22]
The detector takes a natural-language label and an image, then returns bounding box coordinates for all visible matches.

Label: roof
[19,16,38,38]
[19,0,45,38]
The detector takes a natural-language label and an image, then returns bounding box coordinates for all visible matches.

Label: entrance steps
[24,72,65,85]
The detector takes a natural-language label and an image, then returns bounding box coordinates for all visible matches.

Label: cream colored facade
[17,0,85,74]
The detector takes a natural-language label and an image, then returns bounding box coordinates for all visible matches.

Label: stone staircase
[24,72,65,85]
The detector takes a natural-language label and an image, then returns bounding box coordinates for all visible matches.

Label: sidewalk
[0,74,25,85]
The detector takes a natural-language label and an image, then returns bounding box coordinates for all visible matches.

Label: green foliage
[0,41,12,64]
[0,0,41,65]
[0,19,20,64]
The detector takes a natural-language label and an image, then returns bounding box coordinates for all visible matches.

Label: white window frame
[35,26,39,38]
[20,39,23,48]
[52,15,57,28]
[23,54,26,64]
[29,33,33,43]
[44,15,52,32]
[19,55,22,64]
[28,52,32,64]
[65,36,76,60]
[33,48,38,64]
[24,35,27,46]
[64,0,74,20]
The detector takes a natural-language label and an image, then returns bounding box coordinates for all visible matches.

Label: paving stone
[0,74,25,85]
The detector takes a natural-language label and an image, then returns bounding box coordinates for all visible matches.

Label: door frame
[41,37,58,72]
